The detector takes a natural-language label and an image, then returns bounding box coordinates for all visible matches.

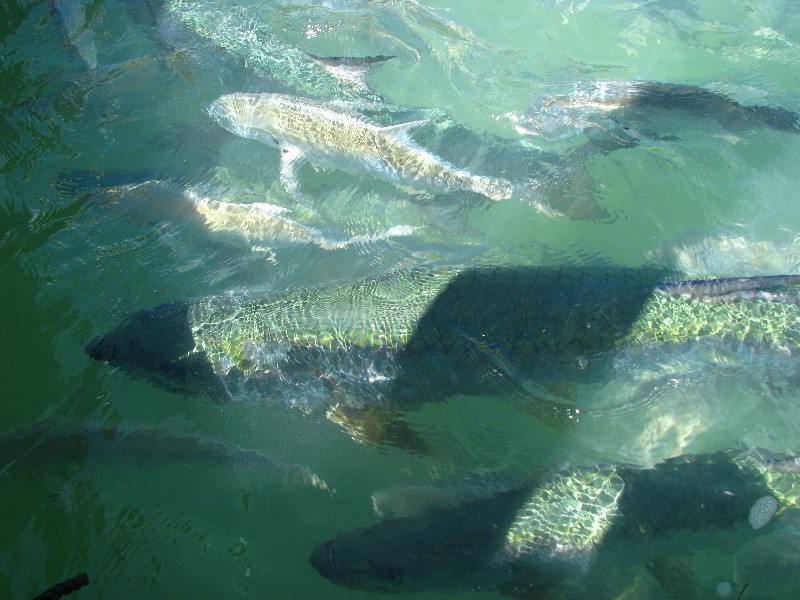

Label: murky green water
[3,0,800,598]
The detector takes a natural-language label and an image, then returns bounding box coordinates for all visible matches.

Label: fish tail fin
[662,275,800,304]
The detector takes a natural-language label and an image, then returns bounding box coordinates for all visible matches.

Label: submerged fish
[186,189,417,250]
[0,419,329,491]
[85,265,800,452]
[519,80,800,143]
[209,93,518,203]
[147,0,396,107]
[309,448,800,596]
[55,0,97,69]
[83,178,418,251]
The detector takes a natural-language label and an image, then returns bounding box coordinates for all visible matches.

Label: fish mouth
[208,94,265,140]
[85,335,110,362]
[208,96,238,134]
[309,539,345,586]
[208,95,250,138]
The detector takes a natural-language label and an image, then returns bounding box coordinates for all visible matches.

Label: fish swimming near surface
[309,448,800,597]
[0,418,330,491]
[85,265,800,452]
[209,93,524,204]
[517,80,800,144]
[70,177,419,251]
[136,0,399,109]
[55,0,97,69]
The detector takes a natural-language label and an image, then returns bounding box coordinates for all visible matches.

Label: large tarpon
[0,419,329,491]
[309,448,800,597]
[517,80,800,143]
[85,265,800,452]
[208,93,518,203]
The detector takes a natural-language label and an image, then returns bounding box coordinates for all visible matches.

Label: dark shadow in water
[381,265,679,449]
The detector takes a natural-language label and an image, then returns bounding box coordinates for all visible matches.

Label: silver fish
[209,92,516,202]
[518,80,800,142]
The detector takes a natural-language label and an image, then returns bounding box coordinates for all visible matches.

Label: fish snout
[85,335,108,362]
[208,93,266,140]
[309,539,345,585]
[208,95,238,133]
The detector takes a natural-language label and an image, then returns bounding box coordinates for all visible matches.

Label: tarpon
[518,80,800,143]
[144,0,398,108]
[309,448,800,597]
[85,265,800,452]
[209,93,517,202]
[55,0,97,69]
[0,419,329,491]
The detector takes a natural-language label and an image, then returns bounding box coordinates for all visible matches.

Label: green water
[3,0,800,598]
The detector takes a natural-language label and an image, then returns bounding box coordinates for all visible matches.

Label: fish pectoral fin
[452,333,579,431]
[326,404,429,455]
[535,168,610,221]
[645,556,697,600]
[279,145,306,195]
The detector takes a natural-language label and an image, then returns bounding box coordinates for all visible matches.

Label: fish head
[86,302,229,402]
[208,93,287,148]
[309,496,515,593]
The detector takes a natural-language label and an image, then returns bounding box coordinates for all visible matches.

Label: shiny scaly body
[87,266,800,419]
[209,93,514,200]
[310,448,800,595]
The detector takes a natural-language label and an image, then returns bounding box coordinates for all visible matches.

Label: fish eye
[623,125,630,131]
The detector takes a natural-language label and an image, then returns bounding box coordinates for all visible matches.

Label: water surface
[2,0,800,597]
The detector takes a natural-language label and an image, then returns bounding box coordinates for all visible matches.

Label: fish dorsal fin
[380,119,431,138]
